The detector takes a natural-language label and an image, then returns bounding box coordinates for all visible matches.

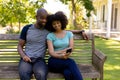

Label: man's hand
[22,55,31,62]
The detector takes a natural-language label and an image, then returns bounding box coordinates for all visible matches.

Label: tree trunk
[10,21,13,29]
[18,20,21,32]
[71,0,77,29]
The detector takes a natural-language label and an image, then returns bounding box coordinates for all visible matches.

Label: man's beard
[37,23,45,29]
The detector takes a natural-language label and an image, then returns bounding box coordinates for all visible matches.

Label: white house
[93,0,120,38]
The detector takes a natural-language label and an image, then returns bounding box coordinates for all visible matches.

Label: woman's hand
[59,50,71,59]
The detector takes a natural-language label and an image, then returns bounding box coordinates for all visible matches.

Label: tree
[0,0,27,28]
[61,0,94,28]
[0,0,46,33]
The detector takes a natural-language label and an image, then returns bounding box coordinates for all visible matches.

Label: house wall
[93,0,120,31]
[117,1,120,30]
[93,0,107,29]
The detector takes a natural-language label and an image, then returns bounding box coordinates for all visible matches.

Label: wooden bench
[0,31,107,80]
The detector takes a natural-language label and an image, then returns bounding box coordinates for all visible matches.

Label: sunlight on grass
[105,64,120,70]
[115,57,120,60]
[105,40,120,44]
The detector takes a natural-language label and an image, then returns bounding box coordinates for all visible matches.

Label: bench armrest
[93,49,107,69]
[94,49,107,62]
[92,49,107,80]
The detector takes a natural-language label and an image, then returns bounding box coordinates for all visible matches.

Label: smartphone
[66,48,72,53]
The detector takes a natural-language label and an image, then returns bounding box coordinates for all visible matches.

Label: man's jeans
[18,58,48,80]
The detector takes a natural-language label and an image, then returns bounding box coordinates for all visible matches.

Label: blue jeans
[18,58,48,80]
[48,57,83,80]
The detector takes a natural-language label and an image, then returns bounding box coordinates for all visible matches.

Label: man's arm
[17,39,31,62]
[70,30,89,40]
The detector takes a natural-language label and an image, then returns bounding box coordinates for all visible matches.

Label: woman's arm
[47,37,74,59]
[69,37,74,49]
[47,40,66,59]
[65,37,74,57]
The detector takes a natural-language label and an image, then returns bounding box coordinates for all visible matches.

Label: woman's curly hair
[45,11,68,32]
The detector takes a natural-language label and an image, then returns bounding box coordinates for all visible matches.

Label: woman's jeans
[18,58,48,80]
[48,57,83,80]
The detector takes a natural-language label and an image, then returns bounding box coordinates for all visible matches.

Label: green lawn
[95,37,120,80]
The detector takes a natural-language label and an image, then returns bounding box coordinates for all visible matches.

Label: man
[17,8,49,80]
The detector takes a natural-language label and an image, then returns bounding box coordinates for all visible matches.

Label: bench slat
[0,64,100,79]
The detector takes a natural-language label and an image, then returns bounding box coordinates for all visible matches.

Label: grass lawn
[95,37,120,80]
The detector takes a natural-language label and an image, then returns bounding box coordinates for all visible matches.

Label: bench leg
[92,78,97,80]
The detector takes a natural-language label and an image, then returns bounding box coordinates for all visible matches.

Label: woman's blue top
[47,31,73,51]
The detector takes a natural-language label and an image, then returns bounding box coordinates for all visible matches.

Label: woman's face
[52,20,62,31]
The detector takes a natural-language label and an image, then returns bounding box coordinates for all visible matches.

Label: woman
[46,11,83,80]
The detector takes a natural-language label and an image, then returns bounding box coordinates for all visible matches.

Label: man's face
[36,14,47,27]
